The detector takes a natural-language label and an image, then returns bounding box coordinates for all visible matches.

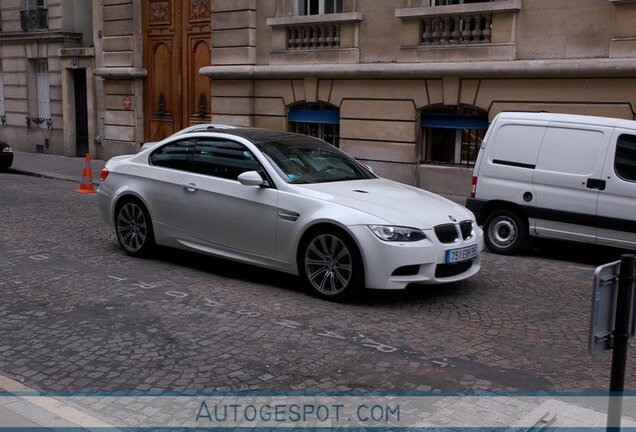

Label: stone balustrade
[421,13,492,45]
[286,23,342,50]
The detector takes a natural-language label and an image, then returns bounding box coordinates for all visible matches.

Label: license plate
[445,244,478,264]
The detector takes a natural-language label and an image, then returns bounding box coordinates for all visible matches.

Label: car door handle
[182,183,199,193]
[586,178,606,191]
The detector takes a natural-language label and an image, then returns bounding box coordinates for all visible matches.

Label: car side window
[615,134,636,182]
[192,139,261,181]
[150,139,195,171]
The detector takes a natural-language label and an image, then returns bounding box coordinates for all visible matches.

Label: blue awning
[421,114,489,129]
[289,107,340,125]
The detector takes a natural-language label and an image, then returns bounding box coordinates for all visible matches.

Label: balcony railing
[266,12,362,63]
[287,24,341,50]
[20,9,48,32]
[422,14,492,45]
[395,0,521,62]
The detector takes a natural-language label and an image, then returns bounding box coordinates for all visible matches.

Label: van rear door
[532,123,611,243]
[597,129,636,248]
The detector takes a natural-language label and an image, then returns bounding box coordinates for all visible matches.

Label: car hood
[294,178,473,229]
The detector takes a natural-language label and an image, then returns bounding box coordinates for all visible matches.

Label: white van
[466,112,636,254]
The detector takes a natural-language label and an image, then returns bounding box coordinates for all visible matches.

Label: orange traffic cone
[75,153,96,194]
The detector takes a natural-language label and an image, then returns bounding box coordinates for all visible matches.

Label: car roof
[193,128,323,146]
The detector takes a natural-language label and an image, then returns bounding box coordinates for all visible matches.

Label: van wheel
[483,210,527,255]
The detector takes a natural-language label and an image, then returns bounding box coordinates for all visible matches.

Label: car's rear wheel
[300,228,363,301]
[115,200,155,257]
[483,209,527,255]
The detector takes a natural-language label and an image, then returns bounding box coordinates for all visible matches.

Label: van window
[536,127,604,175]
[615,134,636,182]
[490,124,544,168]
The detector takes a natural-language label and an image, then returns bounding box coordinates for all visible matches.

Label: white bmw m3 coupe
[97,127,483,300]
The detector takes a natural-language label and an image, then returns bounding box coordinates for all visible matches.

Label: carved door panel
[143,0,211,143]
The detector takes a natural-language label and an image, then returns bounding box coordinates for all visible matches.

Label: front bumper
[349,224,483,290]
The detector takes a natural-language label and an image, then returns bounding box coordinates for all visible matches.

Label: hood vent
[353,190,369,194]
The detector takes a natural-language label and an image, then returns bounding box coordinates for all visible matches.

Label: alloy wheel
[117,202,149,253]
[304,234,353,296]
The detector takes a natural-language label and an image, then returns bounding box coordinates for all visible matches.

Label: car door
[532,123,611,243]
[596,129,636,248]
[142,138,195,235]
[179,137,279,257]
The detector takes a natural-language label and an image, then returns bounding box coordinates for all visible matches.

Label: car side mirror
[238,171,265,187]
[364,164,375,174]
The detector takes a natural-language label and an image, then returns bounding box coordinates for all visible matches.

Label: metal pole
[607,254,635,431]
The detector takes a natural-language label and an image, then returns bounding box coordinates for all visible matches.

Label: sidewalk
[10,151,106,184]
[0,374,113,430]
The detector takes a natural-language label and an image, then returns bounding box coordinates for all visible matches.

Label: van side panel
[476,122,546,205]
[597,129,636,248]
[532,124,611,243]
[470,112,636,254]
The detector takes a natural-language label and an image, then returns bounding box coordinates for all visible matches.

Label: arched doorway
[142,0,211,143]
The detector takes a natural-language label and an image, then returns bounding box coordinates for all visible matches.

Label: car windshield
[255,136,376,184]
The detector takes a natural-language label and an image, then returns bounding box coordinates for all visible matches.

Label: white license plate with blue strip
[445,244,478,264]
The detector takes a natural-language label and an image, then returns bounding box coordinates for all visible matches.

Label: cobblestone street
[1,171,634,396]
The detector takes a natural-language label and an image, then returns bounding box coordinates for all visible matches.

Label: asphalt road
[0,171,634,394]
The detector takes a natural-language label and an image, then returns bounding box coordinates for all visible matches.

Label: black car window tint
[193,139,261,180]
[150,139,195,171]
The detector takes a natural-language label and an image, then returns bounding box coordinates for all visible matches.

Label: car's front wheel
[483,209,528,255]
[300,228,364,301]
[115,200,155,257]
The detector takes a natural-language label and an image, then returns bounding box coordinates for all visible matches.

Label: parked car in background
[98,127,483,300]
[0,141,13,170]
[467,112,636,254]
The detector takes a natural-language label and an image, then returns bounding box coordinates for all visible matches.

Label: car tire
[115,199,155,257]
[483,209,528,255]
[299,228,364,301]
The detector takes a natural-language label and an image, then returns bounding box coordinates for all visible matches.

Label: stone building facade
[3,1,636,197]
[0,0,94,157]
[203,0,636,195]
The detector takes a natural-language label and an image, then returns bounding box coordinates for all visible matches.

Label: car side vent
[434,224,459,244]
[460,221,474,240]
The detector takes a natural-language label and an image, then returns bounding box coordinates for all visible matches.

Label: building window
[421,105,488,166]
[26,0,45,9]
[0,68,5,126]
[36,59,50,128]
[21,0,47,31]
[297,0,343,15]
[289,103,340,147]
[0,69,5,118]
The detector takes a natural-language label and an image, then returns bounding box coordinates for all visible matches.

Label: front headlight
[1,147,12,153]
[368,225,426,242]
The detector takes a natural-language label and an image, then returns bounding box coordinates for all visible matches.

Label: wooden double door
[143,0,211,142]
